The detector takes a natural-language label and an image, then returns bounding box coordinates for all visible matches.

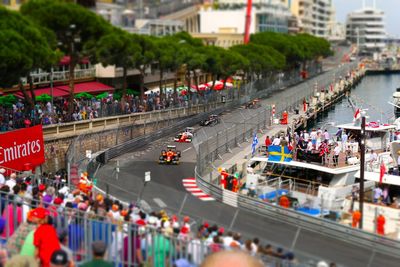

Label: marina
[247,71,400,236]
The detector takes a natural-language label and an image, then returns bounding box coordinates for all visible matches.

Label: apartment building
[346,6,386,55]
[283,0,333,38]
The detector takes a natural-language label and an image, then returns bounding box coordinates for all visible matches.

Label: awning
[15,87,69,98]
[55,81,113,94]
[14,81,113,98]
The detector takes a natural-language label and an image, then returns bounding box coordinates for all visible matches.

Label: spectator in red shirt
[135,211,147,226]
[265,136,272,147]
[32,207,60,267]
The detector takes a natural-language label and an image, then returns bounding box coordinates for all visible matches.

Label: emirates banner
[0,125,45,171]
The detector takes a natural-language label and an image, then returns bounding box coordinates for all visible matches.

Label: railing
[42,101,226,139]
[195,167,400,258]
[24,68,96,86]
[192,63,400,260]
[0,192,309,266]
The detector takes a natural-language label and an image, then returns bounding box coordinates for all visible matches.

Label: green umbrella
[127,89,140,96]
[0,95,17,107]
[1,94,17,104]
[113,91,122,101]
[95,92,109,100]
[75,92,94,99]
[35,93,52,102]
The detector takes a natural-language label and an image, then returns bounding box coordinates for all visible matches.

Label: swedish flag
[268,145,293,162]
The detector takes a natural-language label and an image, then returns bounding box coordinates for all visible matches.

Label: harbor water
[309,73,400,133]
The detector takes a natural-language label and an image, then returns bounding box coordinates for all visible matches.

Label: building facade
[199,2,292,36]
[214,0,333,38]
[346,7,386,55]
[283,0,334,38]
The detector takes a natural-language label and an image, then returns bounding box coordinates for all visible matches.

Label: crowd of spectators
[264,126,365,168]
[0,168,308,267]
[0,90,218,132]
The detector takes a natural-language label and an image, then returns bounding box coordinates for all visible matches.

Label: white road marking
[182,147,192,153]
[153,198,167,208]
[186,188,202,192]
[191,192,209,196]
[198,197,214,201]
[138,200,152,213]
[182,177,215,202]
[182,184,198,187]
[182,178,196,182]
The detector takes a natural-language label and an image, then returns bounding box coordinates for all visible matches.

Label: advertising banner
[0,125,45,171]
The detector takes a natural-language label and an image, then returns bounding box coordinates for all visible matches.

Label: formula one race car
[245,99,261,109]
[159,145,181,165]
[174,127,195,143]
[199,114,220,126]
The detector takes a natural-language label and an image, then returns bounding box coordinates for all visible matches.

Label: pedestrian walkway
[182,177,215,201]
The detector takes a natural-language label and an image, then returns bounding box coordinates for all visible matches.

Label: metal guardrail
[195,167,400,257]
[0,192,304,267]
[42,102,225,139]
[193,62,400,259]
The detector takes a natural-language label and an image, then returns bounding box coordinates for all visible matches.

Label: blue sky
[333,0,399,36]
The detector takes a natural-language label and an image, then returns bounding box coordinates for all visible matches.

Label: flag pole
[359,113,366,229]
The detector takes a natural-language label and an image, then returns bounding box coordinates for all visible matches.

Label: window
[2,0,11,5]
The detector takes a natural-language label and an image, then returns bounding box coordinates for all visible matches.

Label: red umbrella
[191,84,208,91]
[207,81,225,90]
[213,83,224,90]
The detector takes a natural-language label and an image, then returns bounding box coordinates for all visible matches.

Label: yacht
[392,88,400,119]
[247,122,397,215]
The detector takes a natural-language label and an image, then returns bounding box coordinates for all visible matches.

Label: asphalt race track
[96,47,400,267]
[96,107,400,266]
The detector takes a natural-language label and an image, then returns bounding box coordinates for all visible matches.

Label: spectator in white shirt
[341,131,348,151]
[0,169,6,187]
[307,140,313,151]
[323,130,330,141]
[333,144,341,166]
[370,150,378,162]
[272,136,281,146]
[5,173,17,190]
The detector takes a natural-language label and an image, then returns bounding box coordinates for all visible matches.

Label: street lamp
[359,109,366,229]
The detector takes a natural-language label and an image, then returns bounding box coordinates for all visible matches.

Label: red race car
[174,127,194,143]
[159,145,181,165]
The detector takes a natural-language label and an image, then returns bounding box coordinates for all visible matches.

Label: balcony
[23,68,96,86]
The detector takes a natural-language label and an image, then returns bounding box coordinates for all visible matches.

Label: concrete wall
[42,117,181,172]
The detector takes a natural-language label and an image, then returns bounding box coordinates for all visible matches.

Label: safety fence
[25,61,322,265]
[272,62,358,116]
[195,63,358,177]
[0,192,308,267]
[71,63,322,180]
[44,100,228,139]
[192,63,400,262]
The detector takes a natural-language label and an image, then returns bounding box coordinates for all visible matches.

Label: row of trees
[0,0,332,116]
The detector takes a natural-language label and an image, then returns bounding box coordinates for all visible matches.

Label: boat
[246,122,398,218]
[392,88,400,119]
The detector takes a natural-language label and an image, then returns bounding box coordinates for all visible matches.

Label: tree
[168,32,204,100]
[97,29,141,111]
[219,49,249,88]
[21,0,111,117]
[231,44,285,79]
[0,7,58,110]
[250,32,304,67]
[201,46,224,90]
[177,45,206,99]
[153,37,180,102]
[131,34,156,104]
